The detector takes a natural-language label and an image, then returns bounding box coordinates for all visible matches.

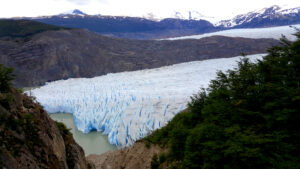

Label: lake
[49,113,117,155]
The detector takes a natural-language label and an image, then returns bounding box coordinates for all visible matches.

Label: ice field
[30,54,265,148]
[166,24,300,41]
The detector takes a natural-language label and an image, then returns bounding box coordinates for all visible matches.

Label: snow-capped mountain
[172,11,215,21]
[58,9,216,22]
[29,54,265,148]
[216,5,300,28]
[23,5,300,39]
[142,10,217,23]
[60,9,87,16]
[31,10,216,40]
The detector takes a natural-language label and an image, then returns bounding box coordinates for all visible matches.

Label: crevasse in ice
[29,54,264,148]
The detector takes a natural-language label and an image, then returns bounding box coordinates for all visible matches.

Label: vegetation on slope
[145,33,300,169]
[0,19,69,38]
[0,64,15,92]
[0,64,93,169]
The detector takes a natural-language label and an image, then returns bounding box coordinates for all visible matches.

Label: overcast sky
[0,0,299,21]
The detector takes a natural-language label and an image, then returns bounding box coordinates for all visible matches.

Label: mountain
[0,65,94,169]
[216,5,300,28]
[60,9,87,16]
[9,6,297,39]
[141,10,216,22]
[0,20,279,88]
[169,10,216,22]
[30,13,217,39]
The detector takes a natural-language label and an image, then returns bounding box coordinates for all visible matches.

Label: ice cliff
[29,54,265,148]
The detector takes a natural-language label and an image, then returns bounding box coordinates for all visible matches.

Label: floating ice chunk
[29,54,265,148]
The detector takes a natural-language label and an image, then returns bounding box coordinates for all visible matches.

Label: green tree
[145,32,300,169]
[183,34,300,168]
[0,64,15,92]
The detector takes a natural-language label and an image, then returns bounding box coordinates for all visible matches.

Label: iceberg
[29,54,265,148]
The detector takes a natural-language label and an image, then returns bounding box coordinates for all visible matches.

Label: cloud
[66,0,92,5]
[0,0,299,19]
[66,0,108,5]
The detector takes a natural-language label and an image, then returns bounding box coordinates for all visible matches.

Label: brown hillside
[0,29,279,87]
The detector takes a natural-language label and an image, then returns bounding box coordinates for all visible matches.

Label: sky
[0,0,299,21]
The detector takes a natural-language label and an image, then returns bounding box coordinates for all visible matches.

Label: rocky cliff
[0,84,94,169]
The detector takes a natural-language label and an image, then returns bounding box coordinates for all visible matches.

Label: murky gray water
[49,113,117,155]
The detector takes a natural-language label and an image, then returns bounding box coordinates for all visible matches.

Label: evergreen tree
[145,33,300,169]
[0,64,15,92]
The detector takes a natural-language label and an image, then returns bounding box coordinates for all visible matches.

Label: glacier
[29,54,265,148]
[166,24,300,41]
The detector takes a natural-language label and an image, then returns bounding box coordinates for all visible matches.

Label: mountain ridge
[5,5,299,40]
[217,5,300,28]
[0,20,279,88]
[31,15,217,39]
[29,5,300,39]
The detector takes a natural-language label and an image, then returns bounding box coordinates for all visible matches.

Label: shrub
[55,121,72,137]
[159,153,167,163]
[151,154,159,169]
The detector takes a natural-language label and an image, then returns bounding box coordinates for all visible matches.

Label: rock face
[0,87,94,169]
[0,29,279,87]
[87,142,166,169]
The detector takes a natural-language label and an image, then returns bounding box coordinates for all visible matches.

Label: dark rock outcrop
[0,29,279,87]
[0,86,95,169]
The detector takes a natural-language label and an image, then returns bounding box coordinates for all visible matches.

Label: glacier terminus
[29,54,265,148]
